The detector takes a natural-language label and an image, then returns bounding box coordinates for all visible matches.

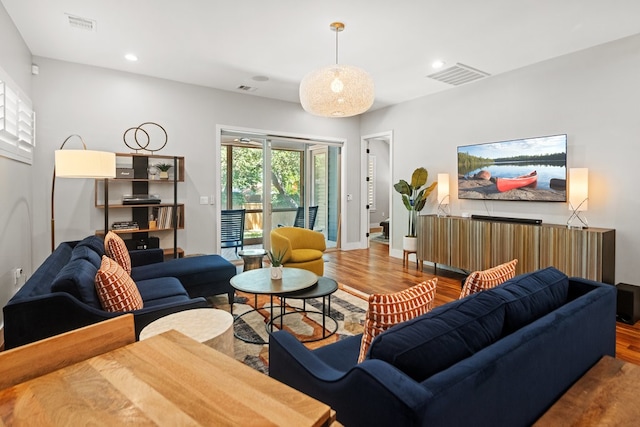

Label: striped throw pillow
[358,278,437,363]
[104,231,132,274]
[95,255,143,312]
[459,259,518,299]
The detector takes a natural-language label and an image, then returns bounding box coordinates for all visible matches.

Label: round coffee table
[238,249,267,271]
[230,267,318,344]
[139,308,234,356]
[271,277,339,342]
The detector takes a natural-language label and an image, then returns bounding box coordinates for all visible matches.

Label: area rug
[209,285,368,374]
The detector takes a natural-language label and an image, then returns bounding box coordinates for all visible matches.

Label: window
[0,68,35,165]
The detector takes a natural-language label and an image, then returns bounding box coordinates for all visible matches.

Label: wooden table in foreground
[534,355,640,426]
[0,330,333,426]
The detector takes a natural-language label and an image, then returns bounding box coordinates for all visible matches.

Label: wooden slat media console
[417,215,615,284]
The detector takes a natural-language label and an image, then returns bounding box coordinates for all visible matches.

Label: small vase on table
[270,265,284,280]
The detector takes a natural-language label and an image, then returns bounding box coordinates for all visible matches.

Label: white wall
[30,57,363,268]
[361,33,640,284]
[0,4,33,329]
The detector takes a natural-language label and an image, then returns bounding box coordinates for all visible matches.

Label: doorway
[218,128,343,261]
[361,131,392,251]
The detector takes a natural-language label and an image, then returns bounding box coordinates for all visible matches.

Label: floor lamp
[51,134,116,252]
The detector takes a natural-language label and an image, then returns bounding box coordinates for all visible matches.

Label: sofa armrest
[129,248,164,267]
[3,292,210,349]
[3,293,120,349]
[269,330,429,427]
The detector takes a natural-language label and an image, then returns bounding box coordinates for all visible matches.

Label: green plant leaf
[401,195,412,210]
[393,180,411,196]
[411,167,428,189]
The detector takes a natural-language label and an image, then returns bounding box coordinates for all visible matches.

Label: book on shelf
[112,221,139,231]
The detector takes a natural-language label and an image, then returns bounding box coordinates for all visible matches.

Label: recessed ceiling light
[432,60,445,69]
[125,53,138,62]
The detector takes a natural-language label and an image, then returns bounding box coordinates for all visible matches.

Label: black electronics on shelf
[470,214,542,225]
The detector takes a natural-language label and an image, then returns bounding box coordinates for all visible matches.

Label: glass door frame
[217,125,345,255]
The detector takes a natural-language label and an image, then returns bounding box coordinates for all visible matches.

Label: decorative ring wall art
[123,122,168,153]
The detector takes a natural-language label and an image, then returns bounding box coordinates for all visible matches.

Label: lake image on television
[457,134,567,202]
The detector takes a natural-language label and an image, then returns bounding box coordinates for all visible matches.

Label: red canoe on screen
[495,170,538,192]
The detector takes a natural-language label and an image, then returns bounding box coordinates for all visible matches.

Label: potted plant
[393,167,437,251]
[154,163,173,180]
[267,249,286,279]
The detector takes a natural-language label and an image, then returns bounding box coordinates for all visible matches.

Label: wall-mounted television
[457,134,567,202]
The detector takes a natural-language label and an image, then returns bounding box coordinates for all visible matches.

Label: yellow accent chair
[270,227,326,276]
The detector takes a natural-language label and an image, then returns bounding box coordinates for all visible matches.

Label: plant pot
[159,171,169,180]
[270,265,284,280]
[403,236,418,252]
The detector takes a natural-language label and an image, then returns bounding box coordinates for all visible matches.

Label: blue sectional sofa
[269,267,617,427]
[3,236,236,349]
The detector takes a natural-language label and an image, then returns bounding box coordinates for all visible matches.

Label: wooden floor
[324,240,640,365]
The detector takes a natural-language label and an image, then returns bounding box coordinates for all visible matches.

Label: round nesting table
[230,267,318,344]
[139,308,234,356]
[272,276,339,342]
[238,249,267,271]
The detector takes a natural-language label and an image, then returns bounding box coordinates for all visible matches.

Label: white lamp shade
[299,65,375,117]
[568,168,588,211]
[437,173,450,202]
[55,150,116,178]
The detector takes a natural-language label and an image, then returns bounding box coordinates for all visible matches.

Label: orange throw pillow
[358,278,437,363]
[459,259,518,299]
[104,231,132,274]
[95,255,143,312]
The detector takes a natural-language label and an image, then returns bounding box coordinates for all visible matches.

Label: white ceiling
[3,0,640,111]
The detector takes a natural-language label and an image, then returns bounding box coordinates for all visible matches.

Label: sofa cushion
[69,244,102,269]
[51,257,101,309]
[95,256,143,312]
[104,231,132,274]
[289,249,324,263]
[74,235,105,258]
[459,259,518,299]
[358,278,437,363]
[492,266,569,335]
[368,291,506,382]
[136,277,189,302]
[131,254,234,288]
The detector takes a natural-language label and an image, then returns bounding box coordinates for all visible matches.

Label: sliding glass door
[220,130,341,259]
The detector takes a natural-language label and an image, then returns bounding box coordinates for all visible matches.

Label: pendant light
[299,22,375,117]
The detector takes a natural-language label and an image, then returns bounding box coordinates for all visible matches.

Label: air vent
[236,85,257,92]
[427,63,490,86]
[66,14,97,32]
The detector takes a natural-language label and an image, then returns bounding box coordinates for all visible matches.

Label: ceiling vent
[66,14,97,32]
[236,85,258,92]
[427,63,490,86]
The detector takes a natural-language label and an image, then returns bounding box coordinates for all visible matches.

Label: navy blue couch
[269,267,617,427]
[3,235,236,349]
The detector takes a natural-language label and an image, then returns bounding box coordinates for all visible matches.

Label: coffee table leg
[270,295,274,333]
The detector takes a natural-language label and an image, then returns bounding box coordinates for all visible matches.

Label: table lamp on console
[437,173,450,217]
[567,168,588,229]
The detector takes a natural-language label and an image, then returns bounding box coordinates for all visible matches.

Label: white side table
[140,308,234,357]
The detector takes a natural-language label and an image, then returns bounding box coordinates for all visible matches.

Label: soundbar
[471,214,542,225]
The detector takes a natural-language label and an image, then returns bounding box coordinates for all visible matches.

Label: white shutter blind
[368,155,376,212]
[0,68,35,164]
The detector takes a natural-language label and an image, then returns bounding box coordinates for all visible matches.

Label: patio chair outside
[221,209,246,254]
